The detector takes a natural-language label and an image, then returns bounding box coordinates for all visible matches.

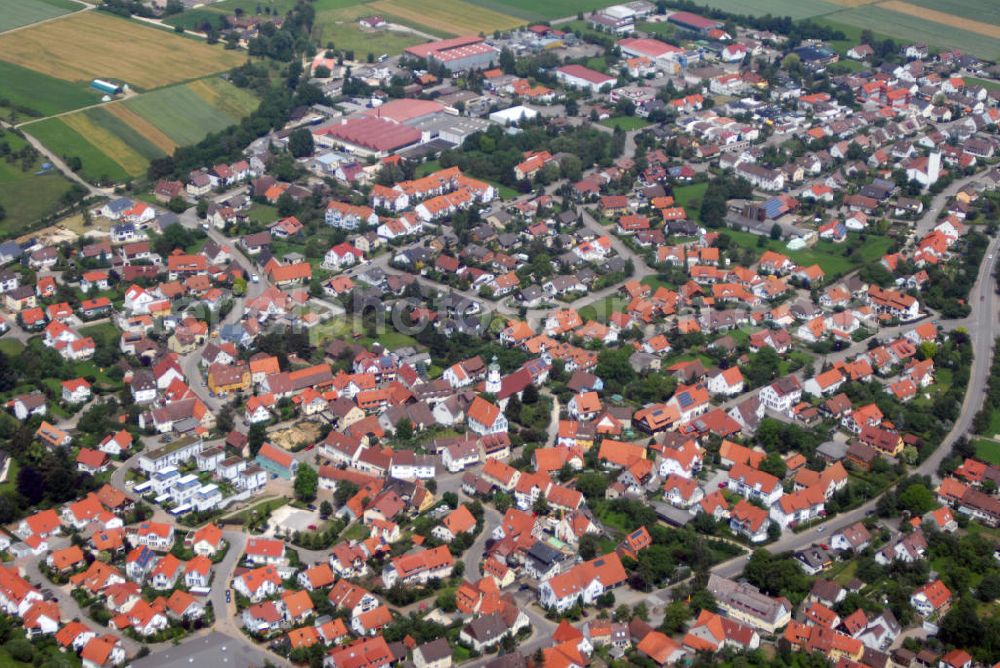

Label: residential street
[712,232,1000,579]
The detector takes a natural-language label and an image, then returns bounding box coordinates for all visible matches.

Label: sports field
[24,78,259,184]
[0,11,246,90]
[369,0,524,35]
[0,60,101,119]
[0,0,82,33]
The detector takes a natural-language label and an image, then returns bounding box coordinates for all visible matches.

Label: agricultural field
[0,60,100,119]
[368,0,524,35]
[673,0,1000,60]
[466,0,616,21]
[26,117,129,184]
[670,0,840,20]
[310,3,429,56]
[0,130,78,236]
[0,0,82,33]
[23,78,259,184]
[902,0,1000,27]
[818,4,1000,60]
[166,0,430,53]
[122,78,259,146]
[0,11,246,91]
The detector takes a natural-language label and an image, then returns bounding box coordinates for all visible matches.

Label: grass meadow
[0,131,76,235]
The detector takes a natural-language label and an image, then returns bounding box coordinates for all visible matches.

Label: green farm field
[26,117,130,184]
[672,0,840,20]
[166,0,431,53]
[902,0,1000,25]
[676,0,1000,60]
[24,78,259,184]
[0,59,100,119]
[368,0,523,35]
[0,0,82,32]
[818,5,1000,60]
[122,79,259,146]
[310,2,429,55]
[468,0,616,21]
[0,131,77,236]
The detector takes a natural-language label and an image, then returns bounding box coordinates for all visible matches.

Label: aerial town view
[2,0,1000,666]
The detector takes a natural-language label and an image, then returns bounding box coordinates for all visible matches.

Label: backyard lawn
[672,182,708,222]
[579,295,626,323]
[722,229,892,276]
[974,438,1000,467]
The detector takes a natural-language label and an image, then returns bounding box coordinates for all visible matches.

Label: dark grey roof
[131,632,271,668]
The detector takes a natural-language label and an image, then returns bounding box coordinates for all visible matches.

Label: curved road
[713,232,1000,578]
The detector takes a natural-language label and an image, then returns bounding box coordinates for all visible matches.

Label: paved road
[18,546,146,653]
[913,171,989,237]
[174,210,268,411]
[463,503,501,580]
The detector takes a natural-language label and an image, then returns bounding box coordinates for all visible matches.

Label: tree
[248,424,267,457]
[334,481,359,508]
[319,500,333,519]
[576,472,609,499]
[395,418,413,441]
[167,196,188,213]
[759,452,787,479]
[579,533,600,560]
[978,573,1000,602]
[770,223,782,240]
[196,199,209,219]
[288,128,315,158]
[17,465,44,506]
[898,483,935,515]
[277,191,300,217]
[436,588,457,612]
[781,53,802,75]
[294,464,319,502]
[745,347,781,386]
[596,348,636,394]
[659,601,691,634]
[4,639,32,663]
[499,47,516,73]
